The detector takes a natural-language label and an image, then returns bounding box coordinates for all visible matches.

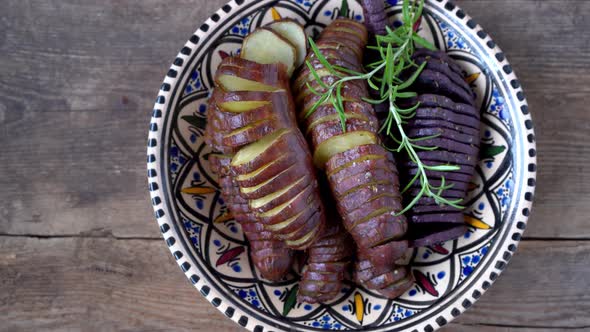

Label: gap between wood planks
[2,233,589,241]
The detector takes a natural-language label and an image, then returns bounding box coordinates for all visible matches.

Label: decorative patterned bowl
[147,0,536,330]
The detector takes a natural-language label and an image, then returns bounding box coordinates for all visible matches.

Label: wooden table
[1,0,588,331]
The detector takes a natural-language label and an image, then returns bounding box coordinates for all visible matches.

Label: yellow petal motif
[354,292,364,324]
[465,72,480,85]
[271,7,282,21]
[214,212,234,223]
[181,186,216,194]
[464,215,491,229]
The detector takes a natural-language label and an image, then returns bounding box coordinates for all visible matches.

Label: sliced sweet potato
[332,168,400,199]
[413,69,475,105]
[413,150,478,167]
[325,144,393,173]
[410,212,465,224]
[240,163,308,199]
[413,107,480,129]
[235,153,298,187]
[285,218,324,249]
[306,112,370,135]
[317,41,363,62]
[303,100,375,127]
[328,157,398,186]
[313,131,378,169]
[215,57,289,91]
[407,127,480,147]
[265,202,318,234]
[221,118,282,148]
[357,240,409,268]
[248,176,311,212]
[318,31,365,50]
[344,196,404,225]
[308,117,378,148]
[296,80,368,111]
[328,18,368,38]
[351,213,407,249]
[414,56,474,95]
[305,49,363,71]
[405,166,475,183]
[413,48,465,78]
[409,224,468,247]
[297,217,352,303]
[280,209,321,242]
[402,93,480,119]
[267,19,307,68]
[412,137,479,156]
[230,128,292,174]
[407,118,479,136]
[241,28,297,76]
[257,184,315,223]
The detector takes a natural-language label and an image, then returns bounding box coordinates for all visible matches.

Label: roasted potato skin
[214,56,290,90]
[298,216,353,304]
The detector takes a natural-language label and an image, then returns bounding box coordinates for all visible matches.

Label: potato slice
[267,19,307,68]
[249,176,307,210]
[215,58,289,92]
[231,128,290,169]
[305,113,368,135]
[219,100,270,113]
[312,131,377,169]
[285,223,321,249]
[216,75,278,92]
[241,28,297,76]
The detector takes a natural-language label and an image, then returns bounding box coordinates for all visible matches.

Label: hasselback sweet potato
[399,50,480,246]
[210,28,325,251]
[293,19,412,298]
[209,154,293,281]
[204,21,327,279]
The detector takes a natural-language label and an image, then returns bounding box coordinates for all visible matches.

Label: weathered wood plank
[0,0,228,238]
[1,238,588,330]
[0,237,241,331]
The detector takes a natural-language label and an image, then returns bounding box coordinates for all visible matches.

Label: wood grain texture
[1,238,588,331]
[0,0,586,331]
[0,0,227,238]
[0,237,241,332]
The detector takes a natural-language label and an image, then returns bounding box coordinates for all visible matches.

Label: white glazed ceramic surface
[147,0,536,331]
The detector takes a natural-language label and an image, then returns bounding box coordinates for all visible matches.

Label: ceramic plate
[147,0,536,330]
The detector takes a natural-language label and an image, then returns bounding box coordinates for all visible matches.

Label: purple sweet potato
[402,94,479,119]
[409,224,468,247]
[406,127,480,147]
[406,118,479,136]
[413,107,480,129]
[413,69,475,105]
[414,56,475,99]
[413,48,465,77]
[412,137,479,156]
[410,212,465,224]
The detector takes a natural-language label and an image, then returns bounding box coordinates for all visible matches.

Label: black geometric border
[146,0,537,331]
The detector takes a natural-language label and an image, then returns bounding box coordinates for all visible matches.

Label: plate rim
[146,0,537,331]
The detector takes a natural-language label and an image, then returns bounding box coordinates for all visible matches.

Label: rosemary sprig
[304,0,463,214]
